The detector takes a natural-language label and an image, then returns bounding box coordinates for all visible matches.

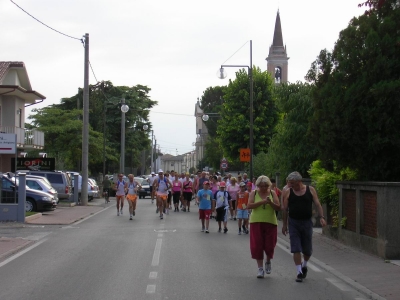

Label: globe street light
[217,40,253,180]
[120,98,129,174]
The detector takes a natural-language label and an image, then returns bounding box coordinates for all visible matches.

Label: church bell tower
[266,11,289,84]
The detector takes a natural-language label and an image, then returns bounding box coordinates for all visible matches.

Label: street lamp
[120,98,129,174]
[217,40,253,180]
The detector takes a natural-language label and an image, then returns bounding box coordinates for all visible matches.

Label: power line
[10,0,82,41]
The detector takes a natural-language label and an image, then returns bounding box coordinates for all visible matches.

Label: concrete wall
[335,181,400,259]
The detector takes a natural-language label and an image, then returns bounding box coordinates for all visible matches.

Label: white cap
[158,169,164,173]
[151,172,155,175]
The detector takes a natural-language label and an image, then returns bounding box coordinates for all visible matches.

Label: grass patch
[26,212,39,217]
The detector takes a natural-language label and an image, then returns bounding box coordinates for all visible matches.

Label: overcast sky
[2,0,363,156]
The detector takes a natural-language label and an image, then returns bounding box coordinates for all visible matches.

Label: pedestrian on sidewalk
[247,175,281,278]
[114,173,126,216]
[213,181,230,233]
[196,181,213,233]
[126,174,141,220]
[281,171,326,282]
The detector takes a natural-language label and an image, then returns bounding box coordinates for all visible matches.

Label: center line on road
[149,272,158,279]
[151,239,162,266]
[146,285,156,293]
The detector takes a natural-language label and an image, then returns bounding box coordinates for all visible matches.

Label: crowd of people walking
[109,170,326,283]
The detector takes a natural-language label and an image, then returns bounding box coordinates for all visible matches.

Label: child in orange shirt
[237,182,250,234]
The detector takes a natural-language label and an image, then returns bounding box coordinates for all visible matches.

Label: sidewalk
[1,205,399,299]
[0,202,105,263]
[277,222,400,300]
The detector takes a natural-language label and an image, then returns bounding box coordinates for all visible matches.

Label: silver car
[25,176,59,204]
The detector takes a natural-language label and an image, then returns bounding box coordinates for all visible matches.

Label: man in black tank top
[281,171,326,282]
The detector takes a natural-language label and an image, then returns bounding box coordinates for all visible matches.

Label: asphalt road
[0,198,370,300]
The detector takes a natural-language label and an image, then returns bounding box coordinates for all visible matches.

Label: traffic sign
[240,148,251,162]
[220,158,228,170]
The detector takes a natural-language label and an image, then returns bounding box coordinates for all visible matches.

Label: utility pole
[81,33,89,205]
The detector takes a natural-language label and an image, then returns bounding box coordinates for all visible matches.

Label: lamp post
[218,40,253,180]
[142,125,154,175]
[120,98,129,174]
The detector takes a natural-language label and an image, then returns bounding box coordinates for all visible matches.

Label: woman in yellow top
[247,175,280,278]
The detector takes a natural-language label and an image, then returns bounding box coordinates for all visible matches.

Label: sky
[2,0,364,156]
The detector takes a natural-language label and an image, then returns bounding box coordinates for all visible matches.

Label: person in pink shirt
[172,176,182,212]
[227,177,240,220]
[211,175,219,194]
[182,173,193,212]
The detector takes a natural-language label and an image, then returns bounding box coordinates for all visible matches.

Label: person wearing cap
[237,182,250,234]
[213,181,231,233]
[126,174,141,220]
[149,172,157,204]
[247,181,255,192]
[154,169,171,220]
[247,175,281,278]
[227,177,239,221]
[182,172,193,212]
[196,180,213,233]
[281,171,326,282]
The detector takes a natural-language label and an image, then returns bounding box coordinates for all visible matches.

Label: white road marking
[24,232,52,241]
[158,233,163,237]
[74,205,112,225]
[326,278,354,292]
[146,285,156,293]
[151,239,162,266]
[0,238,47,268]
[149,272,158,279]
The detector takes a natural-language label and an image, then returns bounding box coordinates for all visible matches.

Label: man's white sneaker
[257,268,264,278]
[265,261,272,274]
[117,211,120,216]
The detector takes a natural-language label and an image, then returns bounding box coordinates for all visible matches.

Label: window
[47,174,63,184]
[27,180,42,190]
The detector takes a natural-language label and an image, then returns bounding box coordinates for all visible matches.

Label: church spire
[272,11,284,47]
[266,10,289,84]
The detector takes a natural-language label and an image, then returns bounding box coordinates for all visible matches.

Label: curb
[0,238,35,263]
[25,213,42,222]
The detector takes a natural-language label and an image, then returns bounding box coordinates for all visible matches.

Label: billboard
[0,133,16,154]
[11,158,56,172]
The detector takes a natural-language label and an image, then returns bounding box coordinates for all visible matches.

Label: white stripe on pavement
[151,239,162,266]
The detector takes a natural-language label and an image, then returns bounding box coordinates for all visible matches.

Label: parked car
[137,177,150,199]
[1,175,57,212]
[24,175,59,204]
[69,173,95,201]
[20,170,72,201]
[88,178,99,198]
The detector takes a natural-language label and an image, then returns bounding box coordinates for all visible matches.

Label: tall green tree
[29,81,157,175]
[264,82,318,179]
[307,1,400,180]
[217,67,278,161]
[199,86,225,138]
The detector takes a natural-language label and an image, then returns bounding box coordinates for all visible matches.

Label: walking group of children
[196,179,251,235]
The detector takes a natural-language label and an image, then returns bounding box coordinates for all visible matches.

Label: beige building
[0,62,45,172]
[266,11,289,84]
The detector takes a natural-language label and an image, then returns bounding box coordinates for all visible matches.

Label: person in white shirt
[148,172,157,204]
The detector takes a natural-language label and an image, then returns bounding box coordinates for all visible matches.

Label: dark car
[1,175,57,212]
[137,178,151,199]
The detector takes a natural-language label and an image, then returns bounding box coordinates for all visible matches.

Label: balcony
[0,126,44,149]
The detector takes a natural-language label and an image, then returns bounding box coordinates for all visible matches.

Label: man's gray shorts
[288,217,313,256]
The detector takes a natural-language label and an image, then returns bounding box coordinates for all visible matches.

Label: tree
[28,106,107,171]
[29,81,157,175]
[307,3,400,180]
[217,67,278,161]
[199,86,225,138]
[264,82,318,180]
